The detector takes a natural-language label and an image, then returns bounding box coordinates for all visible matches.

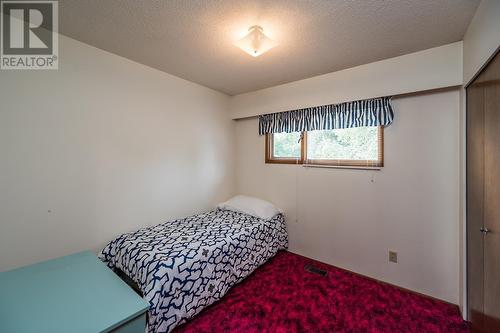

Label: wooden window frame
[265,126,384,168]
[265,132,305,164]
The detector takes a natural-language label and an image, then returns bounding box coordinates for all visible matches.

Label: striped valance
[258,96,394,135]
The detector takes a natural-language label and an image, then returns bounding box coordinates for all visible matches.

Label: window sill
[302,164,382,171]
[264,160,383,170]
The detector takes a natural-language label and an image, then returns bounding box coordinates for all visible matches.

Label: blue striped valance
[258,96,394,135]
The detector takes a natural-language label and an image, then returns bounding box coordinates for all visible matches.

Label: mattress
[99,208,288,333]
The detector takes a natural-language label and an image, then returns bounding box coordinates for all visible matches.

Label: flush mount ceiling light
[234,25,277,57]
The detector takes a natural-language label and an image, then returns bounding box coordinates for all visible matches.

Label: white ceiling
[59,0,480,95]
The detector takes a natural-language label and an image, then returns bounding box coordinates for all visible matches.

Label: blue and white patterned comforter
[99,208,288,333]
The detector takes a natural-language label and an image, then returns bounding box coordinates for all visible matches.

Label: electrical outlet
[389,250,398,263]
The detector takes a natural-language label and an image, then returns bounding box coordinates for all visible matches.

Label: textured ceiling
[59,0,480,95]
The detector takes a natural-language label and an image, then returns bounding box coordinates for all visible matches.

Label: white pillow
[217,195,282,220]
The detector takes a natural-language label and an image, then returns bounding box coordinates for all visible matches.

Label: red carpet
[175,251,468,333]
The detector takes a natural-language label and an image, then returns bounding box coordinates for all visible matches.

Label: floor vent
[305,264,327,276]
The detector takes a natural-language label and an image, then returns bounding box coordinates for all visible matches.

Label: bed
[99,207,288,333]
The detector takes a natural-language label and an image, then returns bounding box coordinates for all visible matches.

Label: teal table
[0,251,149,333]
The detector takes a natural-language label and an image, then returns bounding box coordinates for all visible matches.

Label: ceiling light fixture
[234,25,277,57]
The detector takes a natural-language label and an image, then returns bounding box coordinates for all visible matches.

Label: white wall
[230,41,465,303]
[0,35,234,272]
[463,0,500,84]
[230,42,462,119]
[235,88,461,304]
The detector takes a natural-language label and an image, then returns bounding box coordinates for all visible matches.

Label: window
[265,131,302,164]
[272,131,302,159]
[265,126,383,168]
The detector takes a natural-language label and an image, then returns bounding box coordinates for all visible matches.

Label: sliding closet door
[467,49,500,333]
[482,53,500,332]
[467,72,485,332]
